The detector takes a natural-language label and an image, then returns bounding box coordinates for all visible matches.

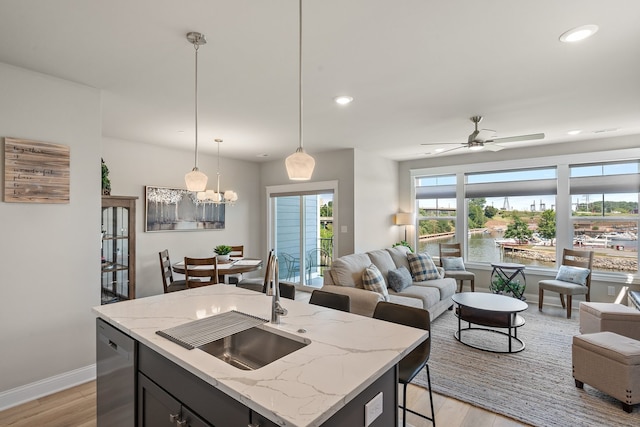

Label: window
[465,168,557,266]
[412,158,640,276]
[570,161,639,273]
[415,174,456,257]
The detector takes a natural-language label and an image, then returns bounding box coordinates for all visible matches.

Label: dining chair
[539,248,594,318]
[309,290,350,312]
[439,242,475,292]
[226,245,245,284]
[373,301,435,427]
[158,250,188,293]
[183,256,219,288]
[237,250,274,293]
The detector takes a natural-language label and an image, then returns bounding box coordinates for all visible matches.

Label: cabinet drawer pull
[176,419,187,427]
[169,413,180,423]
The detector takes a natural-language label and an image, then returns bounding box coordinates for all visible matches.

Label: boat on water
[495,238,517,246]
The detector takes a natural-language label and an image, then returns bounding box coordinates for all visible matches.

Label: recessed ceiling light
[434,148,444,153]
[567,130,582,135]
[334,95,354,105]
[256,153,269,158]
[559,24,599,43]
[177,130,185,133]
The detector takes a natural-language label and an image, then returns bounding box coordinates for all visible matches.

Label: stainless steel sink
[199,326,310,370]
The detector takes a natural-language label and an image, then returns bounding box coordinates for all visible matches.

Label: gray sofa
[322,246,456,319]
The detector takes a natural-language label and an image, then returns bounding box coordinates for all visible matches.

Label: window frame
[410,149,640,280]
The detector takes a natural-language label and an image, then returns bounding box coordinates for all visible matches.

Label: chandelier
[197,139,238,205]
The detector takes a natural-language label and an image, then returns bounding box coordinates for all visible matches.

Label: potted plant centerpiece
[214,245,232,262]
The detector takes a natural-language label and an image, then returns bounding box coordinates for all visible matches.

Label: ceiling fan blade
[421,142,462,146]
[475,129,496,142]
[486,133,545,144]
[484,143,506,152]
[434,145,465,155]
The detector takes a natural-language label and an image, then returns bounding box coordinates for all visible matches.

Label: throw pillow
[442,256,465,271]
[362,264,389,301]
[387,266,413,292]
[555,265,591,286]
[407,252,441,281]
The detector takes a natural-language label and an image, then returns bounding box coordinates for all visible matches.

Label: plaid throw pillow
[407,252,441,281]
[362,264,389,301]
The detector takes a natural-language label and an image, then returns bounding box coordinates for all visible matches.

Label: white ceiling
[1,0,639,162]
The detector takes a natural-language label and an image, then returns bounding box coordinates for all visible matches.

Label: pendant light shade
[286,147,315,180]
[185,169,208,192]
[286,0,315,180]
[184,31,208,191]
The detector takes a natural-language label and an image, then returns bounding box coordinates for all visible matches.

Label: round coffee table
[451,292,528,353]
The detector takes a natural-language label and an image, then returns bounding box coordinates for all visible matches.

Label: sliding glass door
[269,184,335,287]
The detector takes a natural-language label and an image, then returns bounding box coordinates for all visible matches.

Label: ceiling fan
[422,116,545,154]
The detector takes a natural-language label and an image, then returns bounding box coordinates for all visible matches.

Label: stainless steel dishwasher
[97,318,136,427]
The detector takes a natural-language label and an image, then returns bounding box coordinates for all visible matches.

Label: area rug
[413,306,638,426]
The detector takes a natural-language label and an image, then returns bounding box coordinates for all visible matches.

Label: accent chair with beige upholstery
[439,243,475,292]
[538,248,594,318]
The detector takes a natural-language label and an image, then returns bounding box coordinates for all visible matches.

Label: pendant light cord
[194,41,200,169]
[298,0,303,152]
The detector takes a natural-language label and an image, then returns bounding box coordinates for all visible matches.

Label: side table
[490,262,526,300]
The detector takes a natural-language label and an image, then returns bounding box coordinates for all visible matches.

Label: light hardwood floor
[0,380,528,427]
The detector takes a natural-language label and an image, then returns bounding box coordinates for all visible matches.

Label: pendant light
[285,0,315,180]
[184,31,208,192]
[197,139,238,205]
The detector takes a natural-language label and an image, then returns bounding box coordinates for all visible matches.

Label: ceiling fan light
[286,147,315,180]
[559,24,599,43]
[185,169,208,192]
[468,145,484,151]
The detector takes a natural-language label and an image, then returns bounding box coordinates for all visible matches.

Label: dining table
[172,257,263,284]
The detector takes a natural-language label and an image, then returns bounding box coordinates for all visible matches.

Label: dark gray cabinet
[138,373,210,427]
[98,323,398,427]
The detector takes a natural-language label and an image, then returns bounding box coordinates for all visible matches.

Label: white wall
[353,149,399,253]
[102,137,262,297]
[260,149,356,257]
[0,63,101,394]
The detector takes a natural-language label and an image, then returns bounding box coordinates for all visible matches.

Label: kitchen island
[93,285,428,426]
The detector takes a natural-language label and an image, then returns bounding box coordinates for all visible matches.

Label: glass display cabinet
[101,195,137,304]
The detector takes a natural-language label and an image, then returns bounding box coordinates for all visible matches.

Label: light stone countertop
[93,285,428,427]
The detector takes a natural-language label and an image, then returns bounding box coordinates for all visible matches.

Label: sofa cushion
[413,277,456,301]
[555,265,590,286]
[387,266,413,292]
[366,249,397,284]
[389,285,440,311]
[329,253,372,288]
[362,264,389,301]
[386,246,412,271]
[407,252,441,281]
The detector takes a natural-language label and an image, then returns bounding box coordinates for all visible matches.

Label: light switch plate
[364,392,383,426]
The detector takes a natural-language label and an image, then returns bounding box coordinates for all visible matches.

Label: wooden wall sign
[4,137,70,204]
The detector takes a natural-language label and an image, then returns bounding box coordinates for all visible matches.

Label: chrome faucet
[270,255,288,324]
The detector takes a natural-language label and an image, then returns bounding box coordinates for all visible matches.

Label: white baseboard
[0,364,96,411]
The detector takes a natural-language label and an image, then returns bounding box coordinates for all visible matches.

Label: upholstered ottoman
[579,302,640,340]
[572,332,640,412]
